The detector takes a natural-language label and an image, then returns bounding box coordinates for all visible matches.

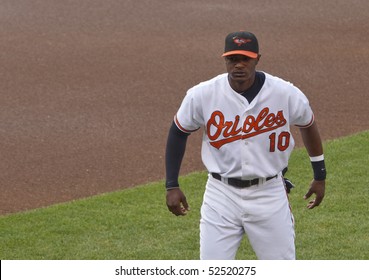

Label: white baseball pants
[200,174,295,260]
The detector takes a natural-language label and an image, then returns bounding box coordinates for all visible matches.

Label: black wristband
[166,179,179,189]
[311,160,326,181]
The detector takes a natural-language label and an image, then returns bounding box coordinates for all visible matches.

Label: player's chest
[203,94,289,145]
[202,91,287,124]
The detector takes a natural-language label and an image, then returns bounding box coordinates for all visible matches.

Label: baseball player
[165,31,326,260]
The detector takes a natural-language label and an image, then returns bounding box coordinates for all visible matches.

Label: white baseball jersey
[174,72,314,179]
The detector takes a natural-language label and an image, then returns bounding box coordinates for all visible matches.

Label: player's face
[225,54,259,92]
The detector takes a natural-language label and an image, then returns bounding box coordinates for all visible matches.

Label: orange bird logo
[233,37,251,46]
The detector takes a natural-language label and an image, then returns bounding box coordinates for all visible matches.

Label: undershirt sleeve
[165,121,190,189]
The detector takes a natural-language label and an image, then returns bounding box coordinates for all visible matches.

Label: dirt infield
[1,0,368,215]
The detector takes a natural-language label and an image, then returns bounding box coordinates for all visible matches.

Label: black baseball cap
[222,31,259,58]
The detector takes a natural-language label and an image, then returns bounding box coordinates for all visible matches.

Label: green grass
[0,131,368,260]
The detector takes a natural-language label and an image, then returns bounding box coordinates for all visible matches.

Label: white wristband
[309,155,324,162]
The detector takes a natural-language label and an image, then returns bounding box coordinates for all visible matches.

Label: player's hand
[304,179,325,209]
[166,188,190,216]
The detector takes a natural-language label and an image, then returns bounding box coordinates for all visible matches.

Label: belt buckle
[232,178,257,188]
[240,179,253,188]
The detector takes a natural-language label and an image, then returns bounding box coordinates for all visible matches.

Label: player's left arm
[299,121,326,209]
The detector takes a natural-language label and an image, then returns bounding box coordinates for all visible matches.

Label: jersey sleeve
[289,87,314,128]
[174,88,204,133]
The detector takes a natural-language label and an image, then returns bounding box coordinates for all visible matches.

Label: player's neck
[228,74,256,93]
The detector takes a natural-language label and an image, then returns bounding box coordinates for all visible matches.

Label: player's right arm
[165,121,190,216]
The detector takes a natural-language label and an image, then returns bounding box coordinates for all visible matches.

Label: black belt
[211,173,278,188]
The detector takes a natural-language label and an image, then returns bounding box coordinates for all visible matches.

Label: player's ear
[256,54,261,64]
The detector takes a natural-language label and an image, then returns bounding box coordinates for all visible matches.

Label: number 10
[269,132,290,152]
